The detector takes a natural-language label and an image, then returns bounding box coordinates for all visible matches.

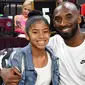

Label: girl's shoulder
[14,15,22,19]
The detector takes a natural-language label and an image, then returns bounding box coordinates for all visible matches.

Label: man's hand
[0,67,21,85]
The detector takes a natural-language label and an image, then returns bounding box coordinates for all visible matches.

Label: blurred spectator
[68,0,76,4]
[81,16,85,28]
[81,3,85,16]
[57,0,63,4]
[56,0,63,6]
[81,3,85,28]
[14,0,34,38]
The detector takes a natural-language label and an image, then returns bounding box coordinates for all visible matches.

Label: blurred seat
[4,0,25,16]
[4,4,22,16]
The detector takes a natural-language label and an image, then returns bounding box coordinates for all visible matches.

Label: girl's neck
[32,48,46,59]
[31,46,48,68]
[30,44,46,58]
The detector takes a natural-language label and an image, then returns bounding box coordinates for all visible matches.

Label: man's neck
[65,32,84,47]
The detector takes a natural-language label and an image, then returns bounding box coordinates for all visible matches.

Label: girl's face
[28,20,50,50]
[22,4,32,18]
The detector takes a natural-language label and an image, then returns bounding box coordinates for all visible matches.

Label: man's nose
[60,20,67,26]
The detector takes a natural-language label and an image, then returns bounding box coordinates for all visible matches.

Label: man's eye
[67,15,72,19]
[56,19,61,22]
[55,17,61,23]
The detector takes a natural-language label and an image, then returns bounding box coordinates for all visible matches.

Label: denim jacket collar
[22,43,34,70]
[21,43,58,71]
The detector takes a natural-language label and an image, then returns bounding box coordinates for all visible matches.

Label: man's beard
[55,23,78,40]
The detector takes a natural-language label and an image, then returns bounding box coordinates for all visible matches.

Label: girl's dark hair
[28,10,43,18]
[25,10,50,35]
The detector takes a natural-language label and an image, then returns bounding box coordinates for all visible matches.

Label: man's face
[53,6,79,40]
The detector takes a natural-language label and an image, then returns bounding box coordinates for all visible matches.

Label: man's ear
[53,19,56,27]
[78,15,81,24]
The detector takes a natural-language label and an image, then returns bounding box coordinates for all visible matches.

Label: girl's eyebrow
[32,29,38,31]
[43,27,49,30]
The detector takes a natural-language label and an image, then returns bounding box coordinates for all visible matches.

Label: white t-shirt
[48,34,85,85]
[35,52,52,85]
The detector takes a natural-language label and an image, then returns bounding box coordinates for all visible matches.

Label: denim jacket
[8,43,59,85]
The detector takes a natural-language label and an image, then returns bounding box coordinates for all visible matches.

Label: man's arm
[0,67,21,85]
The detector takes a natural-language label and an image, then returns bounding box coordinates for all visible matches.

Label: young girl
[8,10,59,85]
[14,0,34,37]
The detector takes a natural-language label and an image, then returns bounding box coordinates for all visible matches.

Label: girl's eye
[44,30,49,33]
[32,31,38,34]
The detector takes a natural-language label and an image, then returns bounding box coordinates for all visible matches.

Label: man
[0,1,85,85]
[48,1,85,85]
[0,68,21,85]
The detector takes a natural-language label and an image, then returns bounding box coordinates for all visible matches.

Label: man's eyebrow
[54,15,61,19]
[66,13,73,16]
